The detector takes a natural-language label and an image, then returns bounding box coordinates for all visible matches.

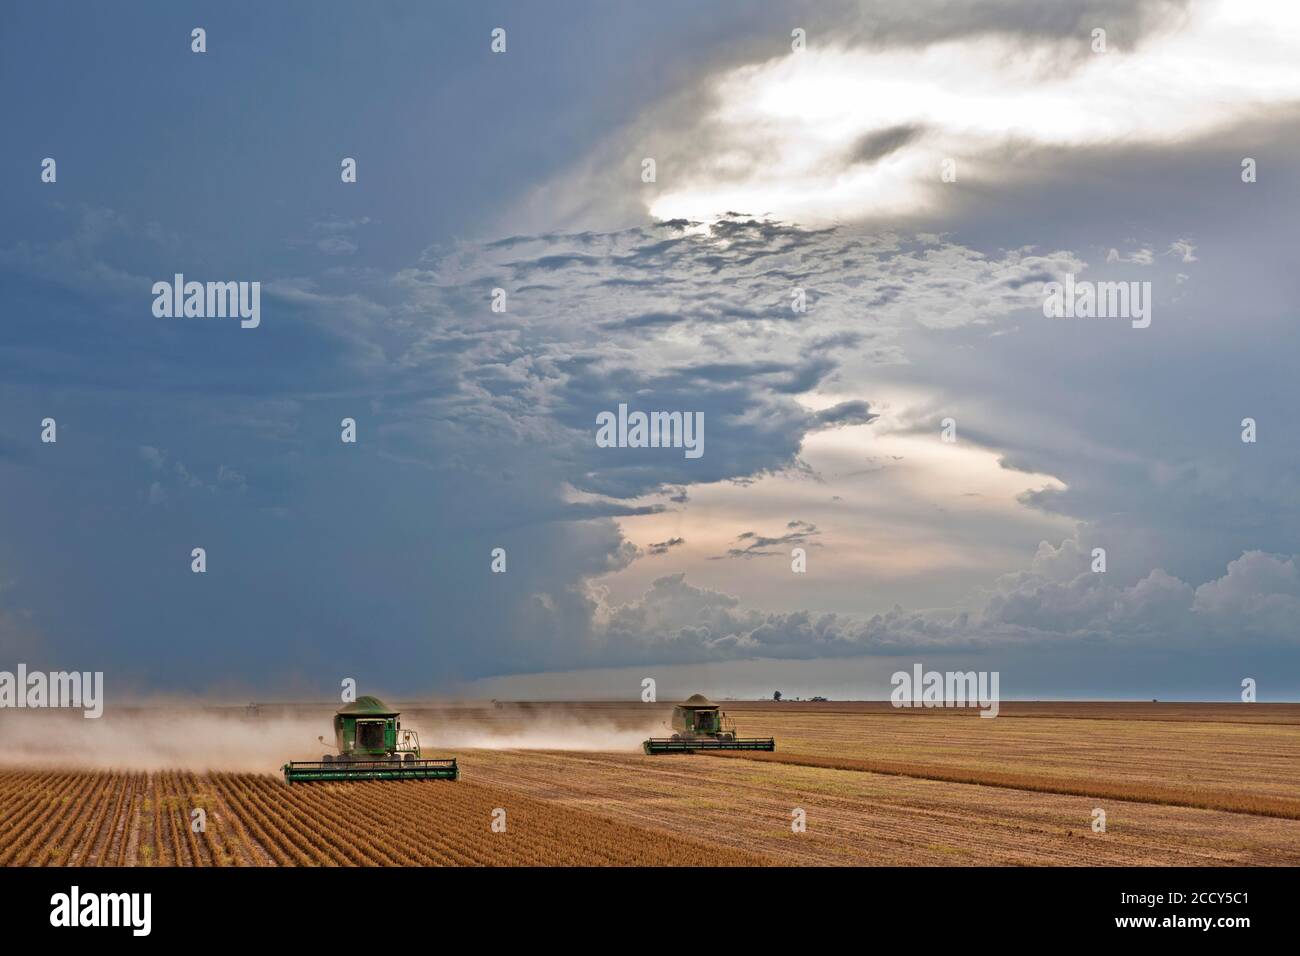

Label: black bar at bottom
[0,865,1278,943]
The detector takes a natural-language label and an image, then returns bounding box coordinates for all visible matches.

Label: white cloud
[1107,247,1155,264]
[623,1,1300,224]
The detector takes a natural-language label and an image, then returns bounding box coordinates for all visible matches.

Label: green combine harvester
[282,696,458,783]
[643,694,776,754]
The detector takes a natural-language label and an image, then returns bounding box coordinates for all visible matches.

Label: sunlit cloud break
[648,0,1300,224]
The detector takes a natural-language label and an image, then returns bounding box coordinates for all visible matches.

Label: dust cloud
[0,710,332,772]
[424,716,660,752]
[0,705,667,770]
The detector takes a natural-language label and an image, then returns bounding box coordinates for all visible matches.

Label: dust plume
[425,716,659,752]
[0,702,672,769]
[0,709,333,772]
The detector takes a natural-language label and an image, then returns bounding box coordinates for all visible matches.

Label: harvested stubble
[709,703,1300,820]
[459,747,1300,866]
[0,769,768,866]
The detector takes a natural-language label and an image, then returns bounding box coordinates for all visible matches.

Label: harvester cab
[282,696,459,783]
[643,694,776,754]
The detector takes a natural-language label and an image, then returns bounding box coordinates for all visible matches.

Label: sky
[1,0,1298,701]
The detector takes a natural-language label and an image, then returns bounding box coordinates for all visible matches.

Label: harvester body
[643,694,776,754]
[282,696,458,783]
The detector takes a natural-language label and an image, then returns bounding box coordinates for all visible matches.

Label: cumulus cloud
[0,191,1245,684]
[589,545,1300,666]
[1191,551,1300,635]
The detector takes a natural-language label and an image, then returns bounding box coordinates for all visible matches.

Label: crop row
[0,769,764,866]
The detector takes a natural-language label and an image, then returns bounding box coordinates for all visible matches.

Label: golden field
[2,701,1297,866]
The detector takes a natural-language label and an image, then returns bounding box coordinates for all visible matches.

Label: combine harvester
[282,696,458,783]
[643,694,776,754]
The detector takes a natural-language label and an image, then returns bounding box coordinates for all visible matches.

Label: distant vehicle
[810,696,828,702]
[643,694,776,754]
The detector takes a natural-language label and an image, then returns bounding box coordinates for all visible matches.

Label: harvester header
[643,694,776,754]
[282,695,458,783]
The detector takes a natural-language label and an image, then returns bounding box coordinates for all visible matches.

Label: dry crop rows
[714,703,1300,818]
[0,769,767,866]
[462,747,1300,866]
[6,703,1300,867]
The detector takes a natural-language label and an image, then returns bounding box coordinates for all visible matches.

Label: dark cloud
[1,0,1295,696]
[718,521,821,559]
[646,537,686,556]
[847,125,925,165]
[813,401,878,429]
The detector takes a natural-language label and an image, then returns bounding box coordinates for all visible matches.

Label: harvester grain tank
[643,694,776,754]
[281,695,458,783]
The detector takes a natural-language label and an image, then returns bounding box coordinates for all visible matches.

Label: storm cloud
[1,1,1297,696]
